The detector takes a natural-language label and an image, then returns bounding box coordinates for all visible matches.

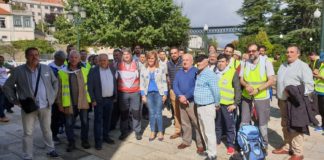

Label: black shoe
[104,137,115,144]
[47,150,59,158]
[136,133,142,140]
[82,141,91,149]
[95,145,102,150]
[204,156,217,160]
[66,143,76,152]
[119,133,129,140]
[6,109,14,113]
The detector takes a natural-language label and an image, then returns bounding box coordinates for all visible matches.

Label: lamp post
[314,6,324,60]
[67,2,86,51]
[203,24,208,55]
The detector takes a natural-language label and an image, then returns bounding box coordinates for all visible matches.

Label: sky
[174,0,244,47]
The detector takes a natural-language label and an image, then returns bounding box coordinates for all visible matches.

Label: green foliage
[12,40,55,54]
[237,30,273,55]
[237,0,272,36]
[0,44,17,60]
[54,0,190,48]
[272,43,286,55]
[11,4,26,10]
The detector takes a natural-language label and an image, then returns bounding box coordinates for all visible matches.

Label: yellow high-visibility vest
[315,63,324,93]
[242,62,268,100]
[219,67,236,105]
[58,68,91,107]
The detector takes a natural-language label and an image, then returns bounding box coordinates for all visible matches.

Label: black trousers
[317,95,324,127]
[110,101,120,130]
[51,103,65,137]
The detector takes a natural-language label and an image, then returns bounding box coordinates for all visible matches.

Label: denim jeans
[0,91,5,118]
[147,92,163,132]
[65,106,89,143]
[119,92,141,134]
[94,97,113,147]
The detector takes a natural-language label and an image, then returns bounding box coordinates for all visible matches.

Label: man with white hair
[88,54,117,150]
[57,50,91,152]
[173,54,204,154]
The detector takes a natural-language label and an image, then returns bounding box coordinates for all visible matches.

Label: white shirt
[277,59,314,100]
[0,66,8,86]
[100,67,114,97]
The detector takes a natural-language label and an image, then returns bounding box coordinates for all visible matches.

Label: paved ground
[1,96,324,160]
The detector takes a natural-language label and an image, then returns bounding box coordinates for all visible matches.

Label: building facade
[11,0,64,24]
[0,2,34,41]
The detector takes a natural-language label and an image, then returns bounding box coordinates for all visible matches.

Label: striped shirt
[194,68,220,106]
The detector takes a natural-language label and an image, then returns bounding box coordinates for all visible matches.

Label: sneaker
[0,117,9,122]
[314,126,323,132]
[47,150,59,158]
[227,147,235,155]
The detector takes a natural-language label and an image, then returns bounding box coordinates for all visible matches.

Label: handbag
[20,66,42,113]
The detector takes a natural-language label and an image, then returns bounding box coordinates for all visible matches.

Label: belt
[102,96,113,99]
[197,103,214,107]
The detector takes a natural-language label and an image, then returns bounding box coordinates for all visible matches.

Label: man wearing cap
[194,54,220,160]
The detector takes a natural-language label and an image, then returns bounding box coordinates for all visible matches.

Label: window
[45,6,48,9]
[30,4,34,8]
[38,13,41,16]
[13,16,22,27]
[32,12,34,16]
[23,16,31,27]
[38,5,41,9]
[0,17,6,28]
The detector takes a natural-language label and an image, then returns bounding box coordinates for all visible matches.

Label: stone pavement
[1,97,324,160]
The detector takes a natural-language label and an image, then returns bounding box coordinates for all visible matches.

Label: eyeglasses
[248,50,257,53]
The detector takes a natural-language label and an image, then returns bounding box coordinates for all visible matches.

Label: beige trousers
[278,100,304,156]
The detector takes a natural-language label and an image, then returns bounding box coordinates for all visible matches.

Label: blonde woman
[140,51,168,141]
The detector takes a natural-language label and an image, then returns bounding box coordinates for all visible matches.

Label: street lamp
[279,34,283,39]
[67,2,86,51]
[314,5,324,60]
[203,24,208,55]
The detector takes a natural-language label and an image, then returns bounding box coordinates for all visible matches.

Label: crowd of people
[0,42,322,160]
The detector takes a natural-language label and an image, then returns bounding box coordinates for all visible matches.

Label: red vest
[117,61,140,93]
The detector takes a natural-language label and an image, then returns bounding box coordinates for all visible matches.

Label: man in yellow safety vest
[215,54,241,155]
[57,50,91,152]
[239,43,275,152]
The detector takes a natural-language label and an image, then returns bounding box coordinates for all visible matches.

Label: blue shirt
[173,67,198,102]
[141,72,159,96]
[194,68,220,106]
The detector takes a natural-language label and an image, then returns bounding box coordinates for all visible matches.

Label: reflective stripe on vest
[242,62,268,99]
[315,63,324,93]
[117,61,140,93]
[58,68,91,107]
[219,67,235,105]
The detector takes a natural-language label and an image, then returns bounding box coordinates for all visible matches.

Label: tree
[237,30,273,55]
[237,0,272,36]
[208,37,218,48]
[0,44,18,60]
[12,40,55,54]
[54,0,190,48]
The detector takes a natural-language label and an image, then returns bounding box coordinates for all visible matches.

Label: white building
[0,2,34,41]
[11,0,64,24]
[188,35,203,49]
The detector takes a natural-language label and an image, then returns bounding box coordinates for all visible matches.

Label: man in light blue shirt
[194,54,220,160]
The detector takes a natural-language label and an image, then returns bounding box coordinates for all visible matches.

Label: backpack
[237,125,266,160]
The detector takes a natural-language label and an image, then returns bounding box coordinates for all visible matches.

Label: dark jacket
[285,84,319,134]
[87,66,117,103]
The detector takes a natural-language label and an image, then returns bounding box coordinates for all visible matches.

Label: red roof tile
[0,7,10,15]
[33,0,63,5]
